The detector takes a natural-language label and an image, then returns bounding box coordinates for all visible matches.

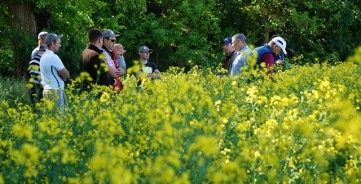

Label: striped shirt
[28,53,42,84]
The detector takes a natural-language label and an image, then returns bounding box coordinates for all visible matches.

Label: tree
[4,0,36,77]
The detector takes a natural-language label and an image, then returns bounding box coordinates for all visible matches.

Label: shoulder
[147,61,157,67]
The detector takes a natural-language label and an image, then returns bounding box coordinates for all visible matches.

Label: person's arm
[58,68,70,80]
[53,56,70,80]
[149,69,161,79]
[108,66,122,78]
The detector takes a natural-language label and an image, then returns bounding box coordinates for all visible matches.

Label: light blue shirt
[116,56,126,71]
[230,45,252,76]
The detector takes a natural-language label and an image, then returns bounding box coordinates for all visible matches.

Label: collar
[88,44,103,54]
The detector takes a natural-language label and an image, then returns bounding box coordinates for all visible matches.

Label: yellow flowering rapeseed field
[1,51,361,183]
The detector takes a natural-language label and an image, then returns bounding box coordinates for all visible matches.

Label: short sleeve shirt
[40,50,66,89]
[142,61,158,74]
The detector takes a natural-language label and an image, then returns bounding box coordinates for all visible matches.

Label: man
[113,44,127,76]
[253,36,287,74]
[28,44,46,107]
[230,33,252,76]
[80,28,115,91]
[110,44,127,91]
[40,33,70,112]
[31,31,48,58]
[137,46,161,79]
[102,29,122,79]
[221,37,238,75]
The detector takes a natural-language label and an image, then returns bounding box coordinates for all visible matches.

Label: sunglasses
[110,39,116,43]
[140,51,150,53]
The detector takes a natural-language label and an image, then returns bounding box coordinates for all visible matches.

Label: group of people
[27,30,286,112]
[221,33,287,76]
[27,28,161,112]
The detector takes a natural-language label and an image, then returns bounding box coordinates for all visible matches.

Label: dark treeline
[1,0,360,77]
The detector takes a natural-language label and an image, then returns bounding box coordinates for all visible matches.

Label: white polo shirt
[40,49,66,89]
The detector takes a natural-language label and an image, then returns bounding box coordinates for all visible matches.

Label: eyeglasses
[140,51,149,54]
[110,39,116,43]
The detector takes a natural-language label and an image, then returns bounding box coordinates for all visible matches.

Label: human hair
[232,33,247,43]
[270,34,280,41]
[88,28,103,44]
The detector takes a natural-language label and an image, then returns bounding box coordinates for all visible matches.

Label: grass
[0,76,31,106]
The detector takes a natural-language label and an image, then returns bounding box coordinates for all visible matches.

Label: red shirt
[262,53,275,74]
[222,50,236,70]
[112,59,123,91]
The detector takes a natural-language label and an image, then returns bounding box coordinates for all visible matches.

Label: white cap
[271,36,287,54]
[38,31,48,39]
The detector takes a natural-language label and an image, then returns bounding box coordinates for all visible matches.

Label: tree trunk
[5,0,37,78]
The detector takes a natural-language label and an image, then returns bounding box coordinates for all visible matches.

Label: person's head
[270,34,280,41]
[102,29,119,50]
[45,33,62,52]
[37,31,48,45]
[88,28,103,49]
[112,44,126,59]
[268,36,287,55]
[222,37,234,55]
[139,46,152,61]
[232,33,247,51]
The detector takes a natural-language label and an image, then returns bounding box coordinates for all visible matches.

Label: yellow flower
[100,92,110,103]
[12,124,33,140]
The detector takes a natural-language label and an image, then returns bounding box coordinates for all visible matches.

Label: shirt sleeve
[151,62,158,71]
[53,55,65,71]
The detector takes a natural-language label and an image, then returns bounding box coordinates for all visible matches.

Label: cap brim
[282,48,287,55]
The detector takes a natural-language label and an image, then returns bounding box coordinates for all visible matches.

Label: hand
[118,67,126,76]
[115,68,122,77]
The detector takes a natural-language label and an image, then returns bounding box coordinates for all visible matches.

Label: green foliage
[0,0,361,77]
[0,1,14,76]
[0,77,30,106]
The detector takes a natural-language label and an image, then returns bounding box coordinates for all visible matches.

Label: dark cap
[138,46,152,53]
[102,29,119,37]
[221,37,232,44]
[45,33,63,44]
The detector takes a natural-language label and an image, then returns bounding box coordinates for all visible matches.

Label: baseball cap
[39,44,47,51]
[102,29,119,37]
[38,31,48,39]
[271,36,287,54]
[45,33,63,44]
[221,37,232,44]
[139,46,152,53]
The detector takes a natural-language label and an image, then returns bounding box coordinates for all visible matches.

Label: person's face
[52,38,61,52]
[119,45,126,55]
[232,39,244,51]
[139,50,150,60]
[223,43,234,54]
[113,48,121,59]
[103,36,116,50]
[272,44,282,55]
[113,45,126,59]
[39,38,45,45]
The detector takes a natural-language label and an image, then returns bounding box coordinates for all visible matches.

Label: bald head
[112,44,126,59]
